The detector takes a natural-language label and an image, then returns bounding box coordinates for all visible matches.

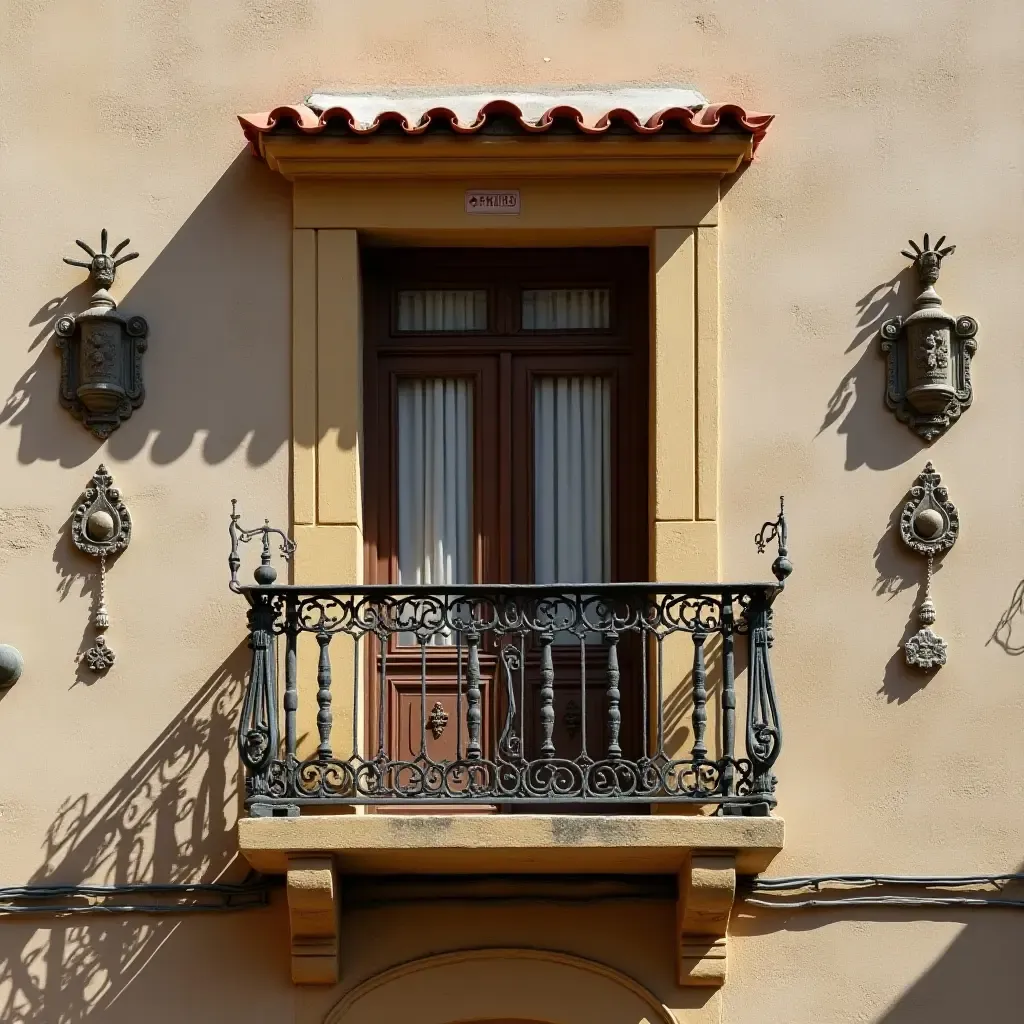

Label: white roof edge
[303,87,710,129]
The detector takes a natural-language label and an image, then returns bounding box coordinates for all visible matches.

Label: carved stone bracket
[677,853,737,987]
[287,855,340,985]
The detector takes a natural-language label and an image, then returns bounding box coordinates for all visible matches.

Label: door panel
[363,249,649,810]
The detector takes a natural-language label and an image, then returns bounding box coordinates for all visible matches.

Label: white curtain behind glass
[533,377,611,584]
[397,290,487,332]
[397,380,473,644]
[522,288,610,330]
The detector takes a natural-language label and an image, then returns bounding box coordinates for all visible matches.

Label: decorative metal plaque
[880,234,977,443]
[71,464,132,672]
[56,230,148,439]
[899,462,958,670]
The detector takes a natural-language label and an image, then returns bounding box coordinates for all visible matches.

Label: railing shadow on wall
[0,150,295,470]
[818,269,921,471]
[0,645,268,1023]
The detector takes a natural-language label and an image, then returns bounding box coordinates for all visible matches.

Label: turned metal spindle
[539,630,556,758]
[284,601,298,761]
[315,630,333,762]
[720,602,736,796]
[377,631,388,759]
[605,630,622,760]
[456,631,464,760]
[351,632,360,760]
[690,630,708,762]
[419,641,428,756]
[465,628,483,759]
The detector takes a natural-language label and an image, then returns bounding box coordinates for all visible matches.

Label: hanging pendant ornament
[899,462,958,670]
[71,465,132,673]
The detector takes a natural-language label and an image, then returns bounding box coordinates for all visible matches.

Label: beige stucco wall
[1,1,1023,1022]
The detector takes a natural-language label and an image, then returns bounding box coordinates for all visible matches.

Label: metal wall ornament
[880,234,978,443]
[56,230,148,439]
[899,462,959,671]
[71,465,132,673]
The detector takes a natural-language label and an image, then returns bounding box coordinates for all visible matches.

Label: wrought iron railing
[229,501,791,817]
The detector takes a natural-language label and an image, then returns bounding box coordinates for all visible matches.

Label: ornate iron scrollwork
[880,234,978,443]
[56,230,148,439]
[755,496,793,584]
[71,465,132,673]
[899,462,959,670]
[228,499,296,591]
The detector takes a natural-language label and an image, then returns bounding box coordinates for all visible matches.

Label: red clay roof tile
[238,90,773,157]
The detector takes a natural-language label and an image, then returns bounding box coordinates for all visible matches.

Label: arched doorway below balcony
[324,948,676,1024]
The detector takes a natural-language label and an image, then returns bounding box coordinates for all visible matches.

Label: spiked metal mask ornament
[55,230,149,439]
[879,234,978,443]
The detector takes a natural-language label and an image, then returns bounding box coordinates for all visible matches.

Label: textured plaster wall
[1,1,1023,1022]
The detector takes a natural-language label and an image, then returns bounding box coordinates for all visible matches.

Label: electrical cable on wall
[0,878,278,917]
[740,873,1024,911]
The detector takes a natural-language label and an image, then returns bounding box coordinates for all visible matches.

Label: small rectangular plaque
[465,190,521,215]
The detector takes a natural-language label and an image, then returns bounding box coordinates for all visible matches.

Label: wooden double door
[362,248,650,783]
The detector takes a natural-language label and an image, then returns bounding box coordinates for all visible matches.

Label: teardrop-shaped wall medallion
[71,465,131,673]
[898,462,958,670]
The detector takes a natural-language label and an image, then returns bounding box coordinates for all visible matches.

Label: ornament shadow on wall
[818,268,922,471]
[0,151,292,469]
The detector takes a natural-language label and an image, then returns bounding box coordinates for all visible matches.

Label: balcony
[229,506,790,985]
[235,581,785,816]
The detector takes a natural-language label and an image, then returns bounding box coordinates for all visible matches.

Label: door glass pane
[397,290,487,332]
[397,379,473,644]
[522,288,610,330]
[533,376,611,585]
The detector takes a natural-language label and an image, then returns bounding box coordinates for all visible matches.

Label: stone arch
[324,948,677,1024]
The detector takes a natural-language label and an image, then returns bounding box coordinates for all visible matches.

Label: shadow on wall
[0,150,298,469]
[818,268,922,471]
[989,577,1024,656]
[873,498,937,705]
[0,645,250,1022]
[732,865,1024,1023]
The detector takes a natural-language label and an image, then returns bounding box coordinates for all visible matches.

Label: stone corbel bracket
[678,853,737,987]
[287,855,340,985]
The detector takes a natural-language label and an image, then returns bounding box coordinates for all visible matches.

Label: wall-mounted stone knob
[914,508,944,539]
[0,645,24,689]
[87,509,116,542]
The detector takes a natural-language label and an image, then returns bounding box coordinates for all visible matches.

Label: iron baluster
[746,597,782,811]
[579,625,588,760]
[377,629,388,760]
[690,630,708,763]
[539,630,556,758]
[465,628,482,759]
[315,630,333,762]
[284,598,298,761]
[605,630,622,760]
[655,634,666,756]
[419,640,428,757]
[238,593,279,783]
[351,631,360,760]
[720,601,736,797]
[456,631,464,760]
